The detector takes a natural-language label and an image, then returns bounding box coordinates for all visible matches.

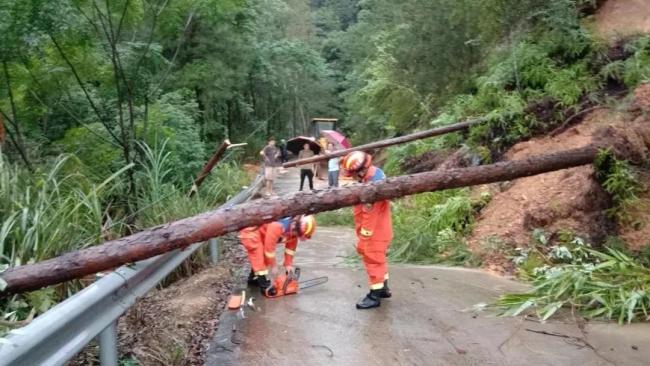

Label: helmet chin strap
[292,217,302,237]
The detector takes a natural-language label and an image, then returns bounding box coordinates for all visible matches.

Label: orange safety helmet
[339,151,372,177]
[295,215,317,240]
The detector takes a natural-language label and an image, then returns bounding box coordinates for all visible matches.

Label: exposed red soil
[468,84,650,274]
[593,0,650,38]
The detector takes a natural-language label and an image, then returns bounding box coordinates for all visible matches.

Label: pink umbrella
[320,130,351,150]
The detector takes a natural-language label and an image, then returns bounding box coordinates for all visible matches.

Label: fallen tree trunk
[0,145,599,295]
[283,118,485,168]
[189,140,231,197]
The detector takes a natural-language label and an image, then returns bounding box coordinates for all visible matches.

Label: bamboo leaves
[499,236,650,324]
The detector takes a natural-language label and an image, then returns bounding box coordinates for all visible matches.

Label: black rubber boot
[356,290,381,309]
[257,275,276,297]
[247,270,258,286]
[378,280,392,298]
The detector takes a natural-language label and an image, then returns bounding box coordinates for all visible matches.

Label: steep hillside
[468,84,650,273]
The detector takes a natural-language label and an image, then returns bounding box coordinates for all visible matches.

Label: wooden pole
[0,145,599,295]
[283,118,485,168]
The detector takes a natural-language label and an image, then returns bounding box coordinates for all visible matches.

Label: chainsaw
[263,267,328,298]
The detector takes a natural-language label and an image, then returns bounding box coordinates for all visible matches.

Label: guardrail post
[209,238,219,264]
[98,321,118,366]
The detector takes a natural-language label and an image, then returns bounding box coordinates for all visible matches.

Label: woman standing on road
[325,142,340,188]
[298,143,315,191]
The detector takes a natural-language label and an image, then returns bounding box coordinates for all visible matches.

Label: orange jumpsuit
[354,166,393,289]
[239,218,298,276]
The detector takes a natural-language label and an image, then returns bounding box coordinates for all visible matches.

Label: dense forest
[2,0,650,332]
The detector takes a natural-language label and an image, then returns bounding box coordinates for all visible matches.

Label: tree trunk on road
[0,145,600,295]
[283,118,485,168]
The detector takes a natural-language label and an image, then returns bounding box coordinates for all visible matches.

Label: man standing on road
[298,143,315,191]
[340,151,393,309]
[260,137,281,197]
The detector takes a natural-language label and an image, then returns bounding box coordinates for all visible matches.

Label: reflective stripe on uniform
[370,282,385,290]
[264,251,276,258]
[255,270,269,276]
[360,228,373,237]
[285,248,296,256]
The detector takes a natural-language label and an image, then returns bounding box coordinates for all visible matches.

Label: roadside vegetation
[0,143,246,334]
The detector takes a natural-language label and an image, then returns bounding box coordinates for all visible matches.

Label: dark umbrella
[286,136,321,155]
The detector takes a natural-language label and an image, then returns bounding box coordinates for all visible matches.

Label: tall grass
[0,141,247,334]
[1,155,129,331]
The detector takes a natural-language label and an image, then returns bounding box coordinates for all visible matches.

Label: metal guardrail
[0,175,264,366]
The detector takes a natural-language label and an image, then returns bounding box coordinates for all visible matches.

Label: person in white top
[325,142,340,188]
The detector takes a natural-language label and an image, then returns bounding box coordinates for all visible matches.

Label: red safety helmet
[339,151,372,177]
[295,215,316,240]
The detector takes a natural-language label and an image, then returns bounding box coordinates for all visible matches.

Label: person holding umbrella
[298,143,315,191]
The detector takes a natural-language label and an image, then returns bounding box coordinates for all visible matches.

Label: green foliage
[316,208,354,227]
[594,149,641,222]
[135,140,247,228]
[58,124,122,180]
[623,37,650,85]
[382,136,450,176]
[389,190,479,265]
[138,90,206,183]
[500,232,650,324]
[0,143,245,334]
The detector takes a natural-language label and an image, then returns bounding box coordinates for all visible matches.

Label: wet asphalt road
[205,167,650,366]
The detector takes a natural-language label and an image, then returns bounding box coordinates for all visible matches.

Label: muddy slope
[468,84,650,273]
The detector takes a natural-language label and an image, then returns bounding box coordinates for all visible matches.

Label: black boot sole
[356,302,381,309]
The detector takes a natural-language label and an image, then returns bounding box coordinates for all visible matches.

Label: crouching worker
[340,151,393,309]
[239,215,317,296]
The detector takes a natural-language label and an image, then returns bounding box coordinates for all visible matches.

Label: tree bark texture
[189,140,231,196]
[0,145,600,295]
[283,118,485,168]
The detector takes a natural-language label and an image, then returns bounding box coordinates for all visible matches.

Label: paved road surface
[205,167,649,366]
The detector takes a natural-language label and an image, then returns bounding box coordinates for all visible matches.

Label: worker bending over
[239,215,317,296]
[340,151,393,309]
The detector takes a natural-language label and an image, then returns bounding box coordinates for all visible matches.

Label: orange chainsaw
[263,267,328,298]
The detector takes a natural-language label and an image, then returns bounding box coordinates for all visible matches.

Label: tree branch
[148,9,194,97]
[2,61,33,170]
[48,33,123,146]
[0,108,32,170]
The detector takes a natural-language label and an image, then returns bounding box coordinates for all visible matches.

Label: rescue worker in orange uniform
[340,151,393,309]
[239,215,317,296]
